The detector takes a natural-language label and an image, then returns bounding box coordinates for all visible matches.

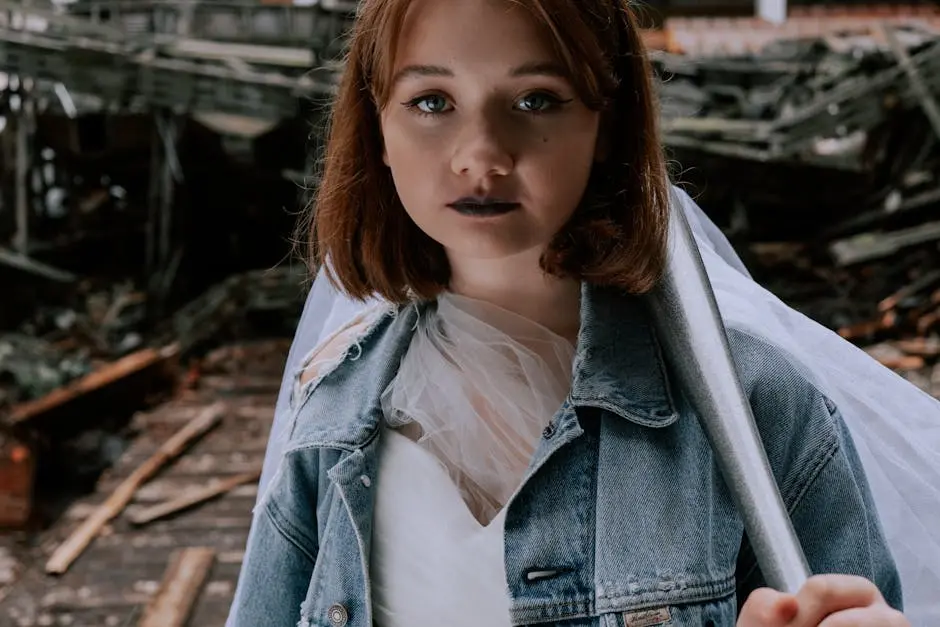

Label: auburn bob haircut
[304,0,669,303]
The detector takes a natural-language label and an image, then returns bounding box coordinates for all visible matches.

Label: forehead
[394,0,558,69]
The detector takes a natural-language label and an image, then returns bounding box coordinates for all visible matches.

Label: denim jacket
[228,283,902,627]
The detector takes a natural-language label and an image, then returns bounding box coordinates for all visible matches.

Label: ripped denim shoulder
[289,302,399,413]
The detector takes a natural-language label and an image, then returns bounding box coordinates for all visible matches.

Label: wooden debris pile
[0,266,303,420]
[2,338,287,626]
[0,265,303,529]
[656,22,940,236]
[656,21,940,163]
[660,24,940,389]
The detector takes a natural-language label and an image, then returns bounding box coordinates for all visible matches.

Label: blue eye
[516,93,563,113]
[407,95,450,115]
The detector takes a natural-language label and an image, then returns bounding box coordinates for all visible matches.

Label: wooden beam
[161,38,314,69]
[128,468,261,526]
[138,547,216,627]
[7,345,179,427]
[44,404,224,575]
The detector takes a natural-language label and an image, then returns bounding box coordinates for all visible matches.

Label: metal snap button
[541,423,556,439]
[328,604,349,627]
[360,475,371,487]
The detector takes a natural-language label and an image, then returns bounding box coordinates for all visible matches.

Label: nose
[450,114,514,180]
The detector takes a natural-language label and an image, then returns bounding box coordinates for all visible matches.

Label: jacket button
[328,604,349,626]
[542,423,556,439]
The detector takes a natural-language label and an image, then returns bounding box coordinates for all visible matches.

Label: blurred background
[0,0,938,624]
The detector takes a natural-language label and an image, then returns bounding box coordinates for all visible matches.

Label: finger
[818,606,909,627]
[737,588,798,627]
[793,575,885,625]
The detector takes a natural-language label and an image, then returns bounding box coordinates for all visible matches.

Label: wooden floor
[1,339,290,627]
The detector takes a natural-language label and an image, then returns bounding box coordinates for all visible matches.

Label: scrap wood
[877,269,940,312]
[896,337,940,357]
[838,316,898,341]
[875,354,927,371]
[839,300,940,342]
[7,344,180,427]
[917,309,940,335]
[138,547,216,627]
[128,468,261,526]
[44,403,224,575]
[829,221,940,267]
[864,342,929,371]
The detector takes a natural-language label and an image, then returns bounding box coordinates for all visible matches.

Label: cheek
[382,122,421,184]
[383,119,442,173]
[526,132,597,204]
[382,134,438,222]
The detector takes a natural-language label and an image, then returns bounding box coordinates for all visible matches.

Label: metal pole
[757,0,787,24]
[646,198,810,593]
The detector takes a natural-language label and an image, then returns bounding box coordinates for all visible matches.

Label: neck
[446,248,581,342]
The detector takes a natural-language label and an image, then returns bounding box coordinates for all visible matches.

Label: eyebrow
[391,61,568,86]
[509,61,568,78]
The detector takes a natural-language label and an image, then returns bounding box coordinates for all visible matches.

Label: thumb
[738,588,799,627]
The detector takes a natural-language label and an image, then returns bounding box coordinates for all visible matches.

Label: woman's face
[380,0,603,266]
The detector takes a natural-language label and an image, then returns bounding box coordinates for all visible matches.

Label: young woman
[227,0,928,625]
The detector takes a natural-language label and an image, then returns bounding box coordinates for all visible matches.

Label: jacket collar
[288,284,678,451]
[570,283,678,427]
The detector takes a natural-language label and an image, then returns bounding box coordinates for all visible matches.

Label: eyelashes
[402,91,574,118]
[404,94,451,116]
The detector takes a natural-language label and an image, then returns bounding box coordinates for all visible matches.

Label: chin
[443,237,546,262]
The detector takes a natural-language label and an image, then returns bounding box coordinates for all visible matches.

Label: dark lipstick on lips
[447,196,521,217]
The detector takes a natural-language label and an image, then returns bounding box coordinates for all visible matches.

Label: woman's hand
[737,575,908,626]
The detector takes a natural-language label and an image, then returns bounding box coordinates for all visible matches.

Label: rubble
[659,22,940,392]
[0,335,92,409]
[0,265,303,421]
[0,264,302,535]
[0,338,286,626]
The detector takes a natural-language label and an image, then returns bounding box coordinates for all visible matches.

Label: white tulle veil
[260,185,940,624]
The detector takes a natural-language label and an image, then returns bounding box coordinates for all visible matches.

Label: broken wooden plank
[877,269,940,312]
[7,345,180,427]
[44,404,224,575]
[838,318,887,341]
[875,354,927,371]
[896,337,940,358]
[829,221,940,266]
[128,468,261,526]
[917,308,940,335]
[138,547,216,627]
[6,345,179,427]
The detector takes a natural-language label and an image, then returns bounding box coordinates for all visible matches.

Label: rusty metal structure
[0,0,354,307]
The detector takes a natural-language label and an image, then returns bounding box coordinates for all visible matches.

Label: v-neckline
[383,428,509,532]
